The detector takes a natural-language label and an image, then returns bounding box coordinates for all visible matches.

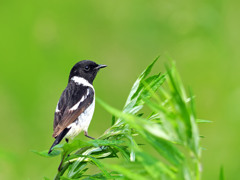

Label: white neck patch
[71,76,94,89]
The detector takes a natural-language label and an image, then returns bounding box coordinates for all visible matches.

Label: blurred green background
[0,0,239,179]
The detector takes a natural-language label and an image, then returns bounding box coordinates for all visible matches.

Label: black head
[68,60,107,84]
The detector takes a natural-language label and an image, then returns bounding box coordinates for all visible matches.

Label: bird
[48,60,107,154]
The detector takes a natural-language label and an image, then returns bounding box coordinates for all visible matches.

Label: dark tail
[48,128,70,154]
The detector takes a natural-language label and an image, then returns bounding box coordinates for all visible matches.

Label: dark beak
[95,64,107,70]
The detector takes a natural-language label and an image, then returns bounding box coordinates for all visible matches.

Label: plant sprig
[35,58,205,180]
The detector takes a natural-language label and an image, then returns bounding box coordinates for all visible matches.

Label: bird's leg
[84,131,105,150]
[84,131,95,139]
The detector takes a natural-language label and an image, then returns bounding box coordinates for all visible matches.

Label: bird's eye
[84,65,90,71]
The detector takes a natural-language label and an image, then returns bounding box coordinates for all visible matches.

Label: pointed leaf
[135,150,175,179]
[103,163,146,180]
[31,149,61,158]
[124,57,159,107]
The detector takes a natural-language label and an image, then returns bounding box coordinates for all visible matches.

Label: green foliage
[219,166,224,180]
[34,58,204,179]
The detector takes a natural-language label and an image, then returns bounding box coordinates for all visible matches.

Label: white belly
[65,99,95,139]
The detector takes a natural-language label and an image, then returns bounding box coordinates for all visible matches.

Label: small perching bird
[48,60,107,154]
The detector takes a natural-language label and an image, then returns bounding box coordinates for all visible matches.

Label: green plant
[34,58,204,180]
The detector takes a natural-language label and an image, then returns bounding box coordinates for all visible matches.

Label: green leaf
[67,160,87,178]
[111,145,130,161]
[124,57,159,110]
[103,163,146,180]
[61,139,89,153]
[139,74,165,102]
[54,139,123,155]
[87,156,111,178]
[60,176,76,180]
[142,97,179,141]
[31,149,61,158]
[135,150,175,179]
[165,63,193,139]
[88,139,125,147]
[83,172,120,180]
[219,166,224,180]
[142,133,183,166]
[111,115,116,126]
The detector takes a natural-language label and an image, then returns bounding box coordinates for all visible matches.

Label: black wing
[53,81,94,137]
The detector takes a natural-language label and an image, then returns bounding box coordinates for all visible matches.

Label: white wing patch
[86,89,89,96]
[55,102,60,113]
[69,95,86,112]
